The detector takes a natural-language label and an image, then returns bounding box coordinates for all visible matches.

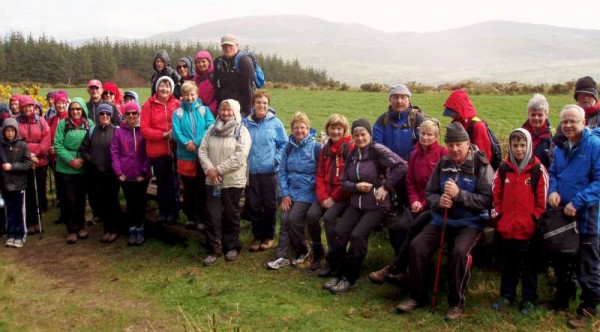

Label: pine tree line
[0,32,331,86]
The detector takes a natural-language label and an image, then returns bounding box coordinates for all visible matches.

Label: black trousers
[408,224,481,308]
[93,171,121,233]
[327,205,384,282]
[205,186,243,255]
[181,166,207,223]
[121,179,149,228]
[306,200,349,252]
[499,238,538,302]
[150,157,179,219]
[56,172,87,234]
[244,173,278,241]
[389,210,431,274]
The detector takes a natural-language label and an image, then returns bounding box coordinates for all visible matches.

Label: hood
[124,91,139,105]
[443,89,477,121]
[218,99,242,124]
[194,51,214,75]
[178,56,195,79]
[0,103,10,117]
[508,128,533,172]
[2,117,20,140]
[9,94,21,103]
[68,97,89,119]
[153,49,171,71]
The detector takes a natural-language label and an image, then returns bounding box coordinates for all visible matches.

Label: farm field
[0,88,590,331]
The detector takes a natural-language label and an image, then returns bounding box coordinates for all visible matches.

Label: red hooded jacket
[140,94,180,158]
[17,114,51,167]
[406,141,447,209]
[315,136,355,204]
[493,157,548,240]
[444,89,492,160]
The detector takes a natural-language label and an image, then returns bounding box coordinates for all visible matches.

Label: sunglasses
[98,112,111,117]
[70,107,83,111]
[177,65,188,69]
[125,112,138,116]
[102,91,114,96]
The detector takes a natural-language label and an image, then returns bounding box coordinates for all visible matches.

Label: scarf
[211,118,237,137]
[583,101,600,118]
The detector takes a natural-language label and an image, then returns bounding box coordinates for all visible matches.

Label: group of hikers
[0,33,599,328]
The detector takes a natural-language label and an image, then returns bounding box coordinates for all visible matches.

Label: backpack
[497,162,541,200]
[538,207,579,255]
[234,51,265,88]
[379,106,426,143]
[467,117,503,170]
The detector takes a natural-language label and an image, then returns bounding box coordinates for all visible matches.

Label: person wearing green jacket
[53,97,95,244]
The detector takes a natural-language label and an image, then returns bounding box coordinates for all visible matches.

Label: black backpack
[538,207,579,255]
[467,117,503,170]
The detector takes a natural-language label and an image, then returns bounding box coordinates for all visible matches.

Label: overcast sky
[3,0,600,40]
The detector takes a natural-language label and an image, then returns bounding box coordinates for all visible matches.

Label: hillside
[146,15,600,85]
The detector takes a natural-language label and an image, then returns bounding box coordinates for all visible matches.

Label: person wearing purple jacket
[110,101,150,246]
[323,118,407,294]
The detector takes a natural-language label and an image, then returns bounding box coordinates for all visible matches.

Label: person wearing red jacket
[306,114,355,275]
[16,96,51,234]
[369,119,447,284]
[141,76,181,224]
[490,128,548,315]
[443,89,492,162]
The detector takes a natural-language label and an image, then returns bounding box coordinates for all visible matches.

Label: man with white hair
[548,104,600,329]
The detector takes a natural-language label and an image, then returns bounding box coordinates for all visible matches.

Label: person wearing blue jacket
[172,82,215,230]
[267,112,322,270]
[547,104,600,329]
[242,90,287,252]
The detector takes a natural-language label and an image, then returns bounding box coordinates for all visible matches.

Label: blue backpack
[234,51,265,88]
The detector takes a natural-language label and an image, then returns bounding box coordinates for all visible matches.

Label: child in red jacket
[491,128,548,315]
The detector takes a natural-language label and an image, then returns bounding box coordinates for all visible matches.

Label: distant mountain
[146,15,600,86]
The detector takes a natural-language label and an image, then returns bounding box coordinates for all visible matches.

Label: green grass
[0,88,591,331]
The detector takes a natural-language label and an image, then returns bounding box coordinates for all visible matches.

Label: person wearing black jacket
[86,79,121,126]
[150,50,181,99]
[80,103,120,243]
[214,34,255,117]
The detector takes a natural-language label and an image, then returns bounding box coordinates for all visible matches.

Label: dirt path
[0,213,181,331]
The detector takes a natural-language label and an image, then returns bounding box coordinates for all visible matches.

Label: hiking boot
[225,250,239,261]
[195,223,206,231]
[519,300,535,316]
[491,296,512,311]
[106,233,118,243]
[249,239,261,252]
[5,238,14,247]
[13,239,23,248]
[259,239,274,251]
[445,306,464,321]
[77,229,88,239]
[317,262,332,278]
[323,277,340,290]
[310,248,324,271]
[567,313,593,329]
[101,232,110,243]
[203,255,218,267]
[329,277,357,294]
[396,298,419,313]
[368,265,390,285]
[291,250,311,266]
[27,226,36,235]
[184,220,196,229]
[386,272,408,285]
[127,228,137,246]
[66,233,77,244]
[267,257,290,270]
[135,227,144,246]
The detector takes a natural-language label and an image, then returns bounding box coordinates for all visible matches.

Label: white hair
[560,104,585,121]
[527,93,549,115]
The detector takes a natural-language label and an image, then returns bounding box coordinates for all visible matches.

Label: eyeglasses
[177,65,188,69]
[70,107,82,111]
[125,112,138,116]
[102,91,114,96]
[98,112,111,117]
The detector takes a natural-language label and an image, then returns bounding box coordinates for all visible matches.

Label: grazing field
[0,88,590,331]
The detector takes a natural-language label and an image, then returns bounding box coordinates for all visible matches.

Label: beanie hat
[54,93,68,104]
[389,84,412,97]
[351,118,372,136]
[123,101,140,113]
[155,76,175,95]
[444,122,470,143]
[97,103,113,116]
[46,91,57,99]
[574,76,598,101]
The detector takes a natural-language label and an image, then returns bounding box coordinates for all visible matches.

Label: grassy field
[0,88,592,331]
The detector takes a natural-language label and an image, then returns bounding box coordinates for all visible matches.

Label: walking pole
[431,208,448,308]
[47,164,56,207]
[32,167,43,240]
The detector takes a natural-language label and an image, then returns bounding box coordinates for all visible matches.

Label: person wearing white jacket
[199,99,251,266]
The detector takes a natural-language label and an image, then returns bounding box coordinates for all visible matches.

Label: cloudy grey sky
[3,0,600,40]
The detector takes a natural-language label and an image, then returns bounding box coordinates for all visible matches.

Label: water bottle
[212,182,222,197]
